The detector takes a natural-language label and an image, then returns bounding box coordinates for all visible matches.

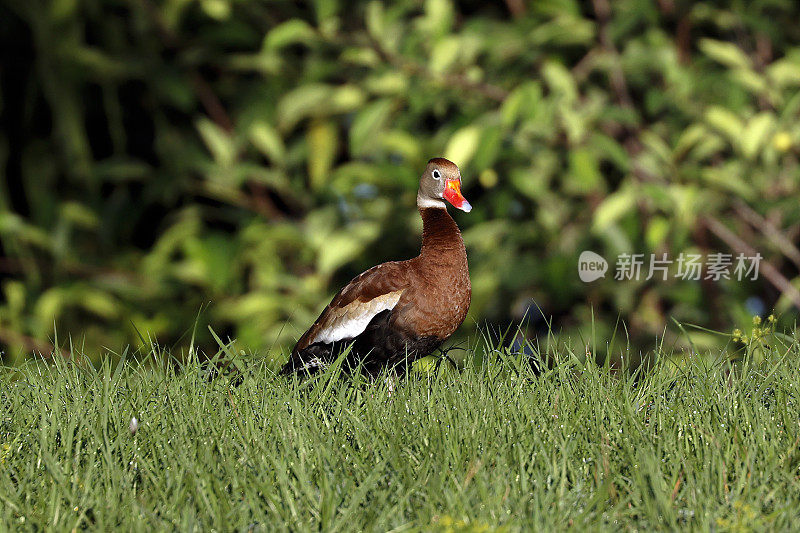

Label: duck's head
[417,157,472,213]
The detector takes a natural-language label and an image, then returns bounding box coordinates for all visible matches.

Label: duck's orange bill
[443,179,472,212]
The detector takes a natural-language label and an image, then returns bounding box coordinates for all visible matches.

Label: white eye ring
[432,169,441,180]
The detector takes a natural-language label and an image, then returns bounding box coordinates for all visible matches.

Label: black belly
[281,310,442,376]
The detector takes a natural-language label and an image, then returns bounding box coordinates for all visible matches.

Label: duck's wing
[282,261,411,372]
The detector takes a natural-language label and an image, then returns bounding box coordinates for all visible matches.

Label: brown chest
[395,257,471,338]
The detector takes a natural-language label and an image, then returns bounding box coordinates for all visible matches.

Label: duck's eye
[432,169,441,180]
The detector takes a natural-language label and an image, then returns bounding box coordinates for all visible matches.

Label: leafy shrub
[2,0,800,364]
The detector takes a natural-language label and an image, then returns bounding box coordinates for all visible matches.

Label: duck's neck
[419,207,466,260]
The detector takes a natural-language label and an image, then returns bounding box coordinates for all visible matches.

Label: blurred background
[2,0,800,366]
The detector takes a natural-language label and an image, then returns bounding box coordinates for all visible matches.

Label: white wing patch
[314,290,404,344]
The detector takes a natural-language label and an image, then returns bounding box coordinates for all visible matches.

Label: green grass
[1,332,799,531]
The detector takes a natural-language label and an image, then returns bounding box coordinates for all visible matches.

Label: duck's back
[280,259,427,375]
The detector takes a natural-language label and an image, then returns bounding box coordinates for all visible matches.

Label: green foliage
[1,340,800,529]
[3,0,800,361]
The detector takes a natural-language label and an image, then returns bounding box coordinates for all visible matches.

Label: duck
[281,157,472,376]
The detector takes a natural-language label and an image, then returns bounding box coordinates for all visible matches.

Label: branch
[504,0,526,19]
[0,326,70,360]
[702,215,800,311]
[591,0,634,110]
[732,200,800,270]
[138,0,233,132]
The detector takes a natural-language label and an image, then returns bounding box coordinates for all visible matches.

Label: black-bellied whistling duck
[281,158,472,376]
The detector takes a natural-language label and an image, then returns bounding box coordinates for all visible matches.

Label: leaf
[349,99,392,157]
[200,0,230,20]
[529,15,595,46]
[561,106,585,144]
[265,19,316,50]
[542,61,577,102]
[340,47,381,67]
[689,134,726,163]
[704,106,744,147]
[312,0,339,23]
[430,36,461,73]
[645,216,670,250]
[380,130,422,161]
[249,122,286,164]
[34,289,66,331]
[0,213,51,248]
[590,133,629,172]
[701,165,753,199]
[422,0,454,35]
[673,124,708,159]
[640,131,672,165]
[732,69,768,96]
[60,202,99,229]
[593,188,635,231]
[307,119,338,191]
[471,126,502,172]
[699,39,751,70]
[445,125,482,168]
[364,72,407,95]
[566,148,603,194]
[183,234,238,292]
[278,85,332,131]
[34,286,119,330]
[669,185,700,228]
[741,112,775,160]
[78,288,121,319]
[500,82,541,127]
[196,118,235,166]
[68,46,130,80]
[50,0,78,21]
[767,59,800,87]
[4,281,26,314]
[365,1,385,40]
[330,86,365,110]
[316,222,380,275]
[278,84,365,130]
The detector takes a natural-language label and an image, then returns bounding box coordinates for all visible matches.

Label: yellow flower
[753,315,762,325]
[773,131,793,152]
